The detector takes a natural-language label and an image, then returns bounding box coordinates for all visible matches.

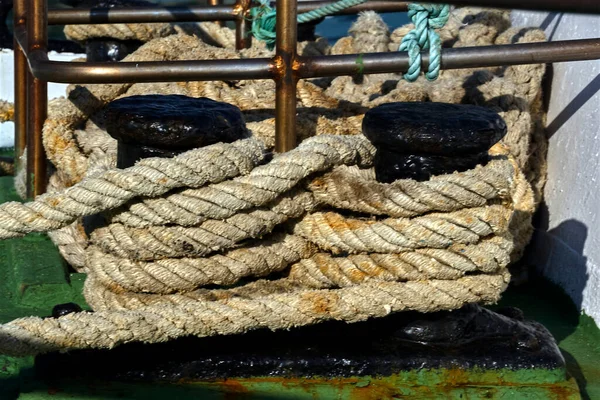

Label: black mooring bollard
[104,95,249,168]
[85,38,144,62]
[61,0,154,62]
[363,102,507,183]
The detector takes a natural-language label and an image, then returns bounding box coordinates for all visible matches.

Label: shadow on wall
[529,204,589,310]
[546,73,600,139]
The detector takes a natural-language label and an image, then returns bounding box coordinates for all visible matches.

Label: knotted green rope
[399,3,450,82]
[251,0,367,50]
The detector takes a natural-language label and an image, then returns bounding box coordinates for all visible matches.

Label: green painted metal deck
[0,174,598,399]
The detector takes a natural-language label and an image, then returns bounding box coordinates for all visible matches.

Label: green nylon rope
[250,1,450,81]
[251,0,368,50]
[399,3,450,82]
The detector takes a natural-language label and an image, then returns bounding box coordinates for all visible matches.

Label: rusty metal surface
[234,0,252,50]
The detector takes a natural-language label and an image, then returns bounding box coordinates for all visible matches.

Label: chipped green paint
[493,279,600,400]
[0,177,88,323]
[355,53,365,75]
[11,376,581,400]
[0,175,596,399]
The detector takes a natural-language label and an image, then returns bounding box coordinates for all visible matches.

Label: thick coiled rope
[0,132,525,356]
[0,8,546,356]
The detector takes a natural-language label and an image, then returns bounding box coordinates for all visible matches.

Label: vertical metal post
[235,0,252,50]
[13,0,28,174]
[274,0,298,152]
[208,0,224,27]
[27,0,48,197]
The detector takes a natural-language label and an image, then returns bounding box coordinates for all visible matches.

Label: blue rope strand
[399,3,450,82]
[251,0,367,50]
[297,0,367,24]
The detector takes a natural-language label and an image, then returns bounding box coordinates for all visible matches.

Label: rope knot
[400,3,450,82]
[250,0,277,50]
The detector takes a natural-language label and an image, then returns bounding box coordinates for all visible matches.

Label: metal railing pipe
[16,37,599,84]
[25,47,275,83]
[47,1,408,26]
[13,0,27,172]
[449,0,600,14]
[27,0,47,197]
[48,5,237,25]
[299,39,600,78]
[274,0,298,153]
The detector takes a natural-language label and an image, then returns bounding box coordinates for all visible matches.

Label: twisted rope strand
[0,139,266,239]
[251,0,368,49]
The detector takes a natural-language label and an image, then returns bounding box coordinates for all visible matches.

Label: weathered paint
[11,370,581,399]
[0,176,87,324]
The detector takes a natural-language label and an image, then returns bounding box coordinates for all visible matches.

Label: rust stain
[301,291,339,315]
[309,177,326,190]
[292,57,304,75]
[47,197,61,207]
[220,379,250,400]
[325,212,372,232]
[271,55,286,80]
[185,375,580,400]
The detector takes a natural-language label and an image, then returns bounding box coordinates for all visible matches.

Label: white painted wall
[512,12,600,325]
[0,49,83,148]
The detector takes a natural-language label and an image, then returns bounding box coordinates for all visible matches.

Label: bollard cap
[105,95,249,150]
[363,102,507,156]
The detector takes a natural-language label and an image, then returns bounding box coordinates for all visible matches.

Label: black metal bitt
[104,94,249,168]
[363,102,508,183]
[60,0,155,62]
[85,38,143,62]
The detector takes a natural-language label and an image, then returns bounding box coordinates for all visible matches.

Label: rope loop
[250,0,278,49]
[399,3,450,82]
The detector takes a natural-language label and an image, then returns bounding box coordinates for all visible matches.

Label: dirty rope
[0,8,546,356]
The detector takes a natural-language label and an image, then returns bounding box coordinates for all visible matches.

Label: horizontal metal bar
[440,38,600,69]
[47,1,408,26]
[28,49,276,83]
[48,5,237,25]
[15,24,274,82]
[17,28,600,84]
[444,0,600,14]
[299,38,600,78]
[297,1,408,14]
